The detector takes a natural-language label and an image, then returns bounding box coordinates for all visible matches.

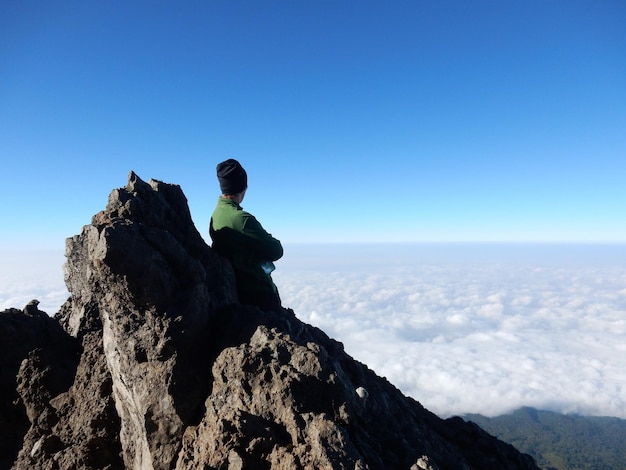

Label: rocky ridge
[0,172,540,470]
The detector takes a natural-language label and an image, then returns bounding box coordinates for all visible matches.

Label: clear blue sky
[2,1,625,248]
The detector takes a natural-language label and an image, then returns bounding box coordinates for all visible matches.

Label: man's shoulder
[213,199,253,230]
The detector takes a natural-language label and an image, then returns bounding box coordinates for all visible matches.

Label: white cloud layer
[2,244,625,419]
[274,244,626,419]
[0,250,69,315]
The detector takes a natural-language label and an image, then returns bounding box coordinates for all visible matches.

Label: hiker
[209,159,283,312]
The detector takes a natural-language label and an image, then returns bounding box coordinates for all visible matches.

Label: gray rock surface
[1,172,540,470]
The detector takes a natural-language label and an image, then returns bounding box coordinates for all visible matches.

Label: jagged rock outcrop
[0,172,540,470]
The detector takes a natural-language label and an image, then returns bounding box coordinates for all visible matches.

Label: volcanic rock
[0,172,540,470]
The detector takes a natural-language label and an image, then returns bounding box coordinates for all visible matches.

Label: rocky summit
[0,172,540,470]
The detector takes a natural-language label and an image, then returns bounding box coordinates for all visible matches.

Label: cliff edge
[0,172,540,470]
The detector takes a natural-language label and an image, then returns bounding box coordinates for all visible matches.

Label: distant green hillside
[464,407,626,470]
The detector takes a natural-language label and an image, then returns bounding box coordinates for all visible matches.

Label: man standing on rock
[210,159,284,312]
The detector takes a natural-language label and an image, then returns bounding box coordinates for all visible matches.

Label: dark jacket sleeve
[241,214,283,262]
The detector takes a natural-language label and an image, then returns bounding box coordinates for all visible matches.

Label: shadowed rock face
[1,172,540,470]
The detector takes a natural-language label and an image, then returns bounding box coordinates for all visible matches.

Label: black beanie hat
[216,159,248,195]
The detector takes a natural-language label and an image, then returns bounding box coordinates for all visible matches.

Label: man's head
[216,159,248,196]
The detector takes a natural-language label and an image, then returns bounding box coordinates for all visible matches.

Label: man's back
[210,196,283,311]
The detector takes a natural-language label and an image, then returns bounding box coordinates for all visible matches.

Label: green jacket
[210,197,283,310]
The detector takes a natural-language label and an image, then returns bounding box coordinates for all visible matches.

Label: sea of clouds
[275,244,626,419]
[0,250,69,315]
[2,244,625,419]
